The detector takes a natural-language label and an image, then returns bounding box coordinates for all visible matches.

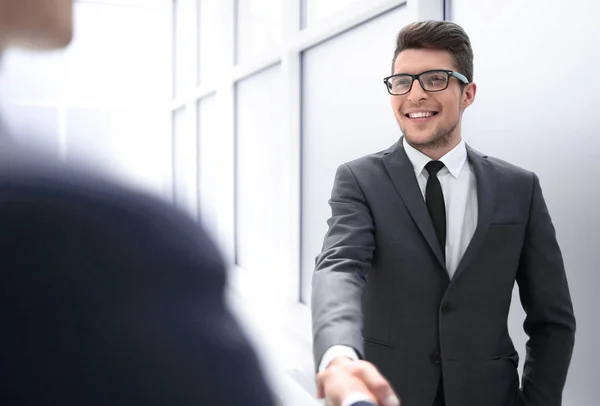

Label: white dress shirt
[403,137,478,277]
[318,138,478,375]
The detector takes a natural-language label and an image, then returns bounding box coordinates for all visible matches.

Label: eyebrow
[392,69,453,75]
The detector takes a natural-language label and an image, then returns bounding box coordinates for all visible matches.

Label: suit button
[430,352,441,364]
[441,303,453,314]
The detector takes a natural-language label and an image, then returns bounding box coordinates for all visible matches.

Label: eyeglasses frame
[382,70,470,95]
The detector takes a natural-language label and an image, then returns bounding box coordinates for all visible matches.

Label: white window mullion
[282,0,302,302]
[167,0,176,200]
[58,53,68,161]
[216,0,237,264]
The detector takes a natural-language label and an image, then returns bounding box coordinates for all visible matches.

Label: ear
[461,82,477,109]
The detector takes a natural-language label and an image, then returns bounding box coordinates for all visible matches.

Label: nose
[407,78,428,101]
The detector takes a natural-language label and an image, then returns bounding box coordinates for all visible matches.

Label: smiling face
[391,47,476,157]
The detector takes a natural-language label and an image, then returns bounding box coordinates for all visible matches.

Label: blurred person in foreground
[312,21,575,406]
[0,1,278,405]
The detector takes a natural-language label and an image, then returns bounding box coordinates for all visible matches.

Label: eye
[429,75,445,82]
[394,78,411,86]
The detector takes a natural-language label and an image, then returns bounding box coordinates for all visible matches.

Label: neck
[406,131,462,160]
[418,137,461,160]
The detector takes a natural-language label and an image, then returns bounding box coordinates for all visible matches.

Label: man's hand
[316,357,400,406]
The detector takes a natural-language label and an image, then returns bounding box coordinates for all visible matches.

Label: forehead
[393,48,457,75]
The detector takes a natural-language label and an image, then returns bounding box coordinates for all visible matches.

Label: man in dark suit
[312,21,576,406]
[0,1,277,404]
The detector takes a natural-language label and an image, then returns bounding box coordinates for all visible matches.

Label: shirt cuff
[318,345,360,373]
[341,393,376,406]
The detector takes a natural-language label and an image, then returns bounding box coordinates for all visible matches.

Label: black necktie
[425,161,446,257]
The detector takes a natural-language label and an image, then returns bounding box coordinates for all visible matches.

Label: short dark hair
[391,20,474,83]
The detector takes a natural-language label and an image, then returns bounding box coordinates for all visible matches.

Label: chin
[403,131,437,146]
[400,122,439,146]
[399,116,459,150]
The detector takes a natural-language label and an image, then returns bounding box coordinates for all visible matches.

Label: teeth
[409,111,435,119]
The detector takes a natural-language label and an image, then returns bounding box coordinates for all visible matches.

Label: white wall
[0,0,171,197]
[450,1,600,404]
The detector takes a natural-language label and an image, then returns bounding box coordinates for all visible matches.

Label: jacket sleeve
[517,173,576,405]
[312,163,376,371]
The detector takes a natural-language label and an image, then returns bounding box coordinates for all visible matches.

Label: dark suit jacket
[0,145,275,405]
[312,139,576,406]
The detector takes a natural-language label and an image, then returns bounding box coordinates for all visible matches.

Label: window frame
[169,0,444,395]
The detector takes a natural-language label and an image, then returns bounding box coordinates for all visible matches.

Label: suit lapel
[382,140,446,270]
[452,145,497,280]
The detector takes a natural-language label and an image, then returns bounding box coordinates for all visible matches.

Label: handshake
[316,357,401,406]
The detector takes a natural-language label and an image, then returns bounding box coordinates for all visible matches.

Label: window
[173,107,199,217]
[197,95,220,241]
[302,0,367,27]
[1,0,170,196]
[174,0,197,97]
[171,0,418,305]
[197,0,221,86]
[235,0,284,64]
[169,0,442,399]
[234,65,287,275]
[0,49,63,104]
[300,5,408,304]
[66,107,167,193]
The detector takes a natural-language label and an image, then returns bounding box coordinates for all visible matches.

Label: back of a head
[0,0,73,50]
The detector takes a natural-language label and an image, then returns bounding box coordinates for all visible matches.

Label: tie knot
[425,160,445,176]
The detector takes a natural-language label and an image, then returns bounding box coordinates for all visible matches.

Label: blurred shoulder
[0,143,221,263]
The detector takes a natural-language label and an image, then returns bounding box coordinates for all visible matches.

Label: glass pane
[236,0,283,64]
[64,2,170,105]
[197,95,220,241]
[0,49,63,104]
[235,65,286,274]
[304,0,370,27]
[174,0,197,97]
[65,107,170,196]
[66,108,124,167]
[197,0,221,86]
[301,7,408,304]
[173,107,198,217]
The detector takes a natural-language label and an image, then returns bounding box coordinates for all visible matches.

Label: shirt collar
[402,136,468,179]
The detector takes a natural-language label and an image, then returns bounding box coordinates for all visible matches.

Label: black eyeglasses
[383,70,469,95]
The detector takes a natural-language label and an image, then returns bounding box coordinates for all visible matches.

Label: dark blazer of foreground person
[0,142,275,406]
